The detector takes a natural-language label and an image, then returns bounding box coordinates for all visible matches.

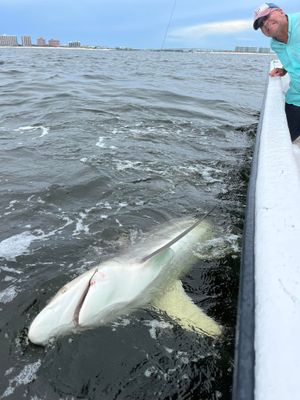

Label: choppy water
[0,48,272,400]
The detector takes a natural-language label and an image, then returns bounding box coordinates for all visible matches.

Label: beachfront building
[48,39,60,47]
[235,46,271,54]
[37,37,46,46]
[0,35,18,46]
[258,47,271,53]
[235,46,258,53]
[21,36,32,46]
[69,41,81,47]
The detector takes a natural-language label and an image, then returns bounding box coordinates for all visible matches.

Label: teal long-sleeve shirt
[271,13,300,106]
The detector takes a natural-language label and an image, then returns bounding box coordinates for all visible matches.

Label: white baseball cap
[253,3,280,30]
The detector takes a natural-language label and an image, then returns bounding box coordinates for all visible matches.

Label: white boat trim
[255,61,300,400]
[233,60,300,400]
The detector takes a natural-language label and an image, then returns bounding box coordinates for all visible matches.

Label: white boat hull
[233,60,300,400]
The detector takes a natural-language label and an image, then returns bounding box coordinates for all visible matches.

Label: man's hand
[269,67,287,77]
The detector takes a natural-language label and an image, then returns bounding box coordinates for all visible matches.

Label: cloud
[170,19,253,40]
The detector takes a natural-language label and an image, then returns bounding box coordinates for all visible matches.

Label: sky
[1,0,299,50]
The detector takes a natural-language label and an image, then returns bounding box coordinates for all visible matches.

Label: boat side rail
[232,59,300,400]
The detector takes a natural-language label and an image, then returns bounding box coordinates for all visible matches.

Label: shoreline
[0,45,113,51]
[0,46,273,55]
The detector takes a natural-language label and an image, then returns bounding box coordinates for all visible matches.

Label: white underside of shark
[28,218,222,345]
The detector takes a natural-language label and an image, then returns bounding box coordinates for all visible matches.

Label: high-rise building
[258,47,271,53]
[48,39,60,47]
[37,37,46,46]
[69,41,81,47]
[21,36,32,46]
[235,46,271,54]
[0,35,18,46]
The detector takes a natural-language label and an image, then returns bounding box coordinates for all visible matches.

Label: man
[253,3,300,142]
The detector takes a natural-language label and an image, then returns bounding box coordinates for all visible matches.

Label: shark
[28,216,222,345]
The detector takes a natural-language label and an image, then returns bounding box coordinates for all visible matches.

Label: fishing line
[140,205,217,263]
[161,0,177,50]
[128,0,178,120]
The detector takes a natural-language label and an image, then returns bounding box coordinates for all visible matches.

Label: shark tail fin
[152,280,222,337]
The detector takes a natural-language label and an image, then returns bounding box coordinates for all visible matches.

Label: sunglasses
[259,9,276,29]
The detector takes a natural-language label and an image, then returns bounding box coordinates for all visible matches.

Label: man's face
[260,9,286,38]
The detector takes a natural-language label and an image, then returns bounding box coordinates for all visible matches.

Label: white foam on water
[96,201,112,210]
[115,218,123,227]
[3,276,16,282]
[46,216,74,238]
[201,166,223,184]
[15,126,35,132]
[194,234,240,259]
[5,200,18,210]
[0,286,18,304]
[26,194,45,206]
[144,344,214,381]
[164,346,174,354]
[176,165,223,184]
[115,160,142,171]
[0,266,22,275]
[14,125,49,138]
[111,317,131,331]
[144,348,192,380]
[96,136,105,148]
[73,205,106,236]
[4,367,14,376]
[118,202,128,208]
[39,126,49,137]
[178,354,189,364]
[8,209,74,247]
[0,231,44,261]
[96,136,116,149]
[144,366,157,378]
[2,360,41,398]
[73,212,89,236]
[3,200,20,217]
[144,319,173,340]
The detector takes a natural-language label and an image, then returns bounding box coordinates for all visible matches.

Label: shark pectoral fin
[152,280,222,337]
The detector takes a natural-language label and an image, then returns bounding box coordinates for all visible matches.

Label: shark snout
[28,267,99,345]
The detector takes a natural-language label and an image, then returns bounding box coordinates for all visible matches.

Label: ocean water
[0,48,272,400]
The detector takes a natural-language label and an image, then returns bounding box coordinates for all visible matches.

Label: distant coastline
[0,45,113,51]
[0,45,273,55]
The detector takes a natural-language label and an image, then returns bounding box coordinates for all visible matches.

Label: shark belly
[28,218,221,345]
